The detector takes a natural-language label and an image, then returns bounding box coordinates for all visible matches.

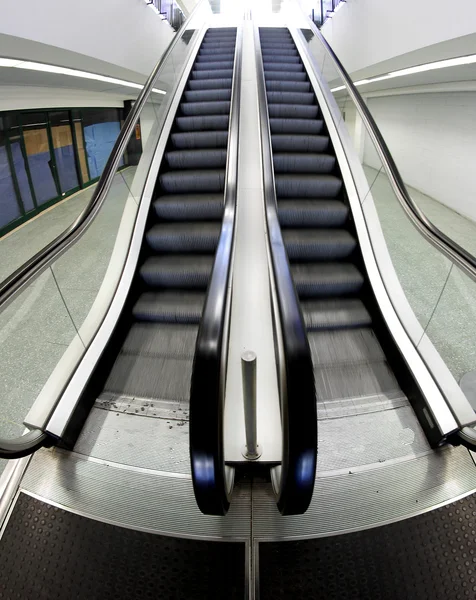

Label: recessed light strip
[0,57,167,95]
[331,52,476,93]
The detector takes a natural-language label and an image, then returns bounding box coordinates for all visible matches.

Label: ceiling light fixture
[0,57,167,95]
[331,52,476,93]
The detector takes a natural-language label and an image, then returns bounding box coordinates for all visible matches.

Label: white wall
[0,0,175,77]
[321,0,476,78]
[0,86,124,112]
[363,91,476,222]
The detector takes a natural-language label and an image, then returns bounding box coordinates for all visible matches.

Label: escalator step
[275,174,342,198]
[188,78,233,90]
[273,153,335,174]
[268,104,318,119]
[154,194,224,221]
[266,80,311,92]
[140,255,213,289]
[291,263,364,297]
[272,134,329,152]
[200,45,236,53]
[165,149,227,170]
[171,131,228,149]
[313,361,400,401]
[133,291,205,324]
[184,89,232,103]
[283,229,356,261]
[261,43,296,50]
[122,322,198,358]
[308,328,386,366]
[267,91,315,105]
[270,118,324,134]
[264,71,307,82]
[301,299,372,331]
[146,222,221,253]
[180,100,231,116]
[196,53,235,63]
[193,61,234,71]
[175,115,229,131]
[262,49,298,57]
[159,169,225,194]
[262,55,301,64]
[278,199,348,227]
[264,62,303,73]
[191,69,234,80]
[105,353,194,401]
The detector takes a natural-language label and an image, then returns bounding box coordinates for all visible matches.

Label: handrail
[0,0,206,460]
[189,25,243,516]
[254,25,317,515]
[295,7,476,284]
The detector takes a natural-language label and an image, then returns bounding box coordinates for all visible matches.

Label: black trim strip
[189,26,243,516]
[254,25,317,516]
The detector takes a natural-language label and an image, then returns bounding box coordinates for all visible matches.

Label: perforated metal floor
[0,494,245,600]
[258,492,476,599]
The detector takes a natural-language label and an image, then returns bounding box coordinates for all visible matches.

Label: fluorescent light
[389,53,476,77]
[331,85,346,92]
[0,58,23,67]
[0,57,166,95]
[353,53,476,88]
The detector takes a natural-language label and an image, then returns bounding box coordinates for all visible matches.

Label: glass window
[21,112,59,206]
[82,108,123,179]
[49,111,80,194]
[0,117,22,230]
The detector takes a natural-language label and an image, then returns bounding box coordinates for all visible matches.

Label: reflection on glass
[82,108,124,180]
[73,120,90,185]
[0,121,22,230]
[49,111,80,195]
[22,112,59,206]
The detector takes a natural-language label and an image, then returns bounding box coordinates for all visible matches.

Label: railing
[189,25,243,516]
[0,0,209,459]
[144,0,185,31]
[289,0,476,448]
[254,24,317,516]
[311,0,346,28]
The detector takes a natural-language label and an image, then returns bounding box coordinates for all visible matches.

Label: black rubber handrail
[297,10,476,450]
[254,25,317,516]
[300,14,476,283]
[189,25,243,516]
[0,1,206,460]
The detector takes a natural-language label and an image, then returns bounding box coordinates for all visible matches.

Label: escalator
[258,27,420,442]
[100,27,237,407]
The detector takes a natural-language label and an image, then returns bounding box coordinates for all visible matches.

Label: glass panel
[0,118,22,231]
[49,111,80,194]
[73,120,90,185]
[0,4,212,459]
[22,112,59,206]
[82,108,124,180]
[3,114,35,214]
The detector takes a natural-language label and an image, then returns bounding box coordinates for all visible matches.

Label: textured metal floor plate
[0,493,245,600]
[252,446,476,539]
[21,449,251,540]
[258,491,476,599]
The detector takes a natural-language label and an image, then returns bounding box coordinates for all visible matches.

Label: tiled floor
[0,168,136,474]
